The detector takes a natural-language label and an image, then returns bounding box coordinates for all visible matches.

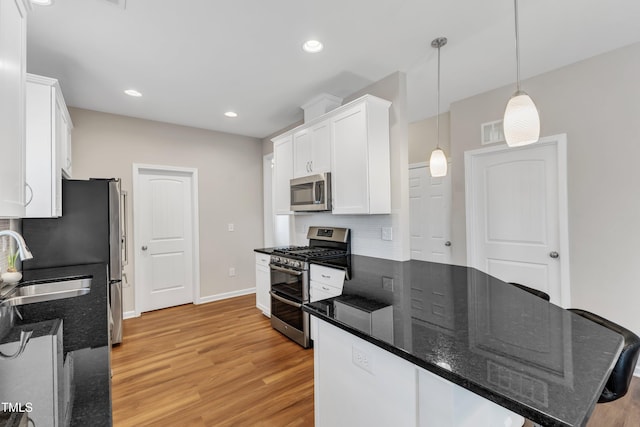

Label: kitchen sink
[1,276,91,307]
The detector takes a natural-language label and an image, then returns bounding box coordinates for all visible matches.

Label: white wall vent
[481,119,505,145]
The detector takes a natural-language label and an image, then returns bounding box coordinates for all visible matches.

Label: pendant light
[503,0,540,147]
[429,37,448,178]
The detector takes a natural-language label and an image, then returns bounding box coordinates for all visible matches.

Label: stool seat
[568,309,640,403]
[508,282,551,301]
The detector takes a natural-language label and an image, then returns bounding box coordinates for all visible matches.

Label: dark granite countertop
[254,247,277,255]
[303,255,624,427]
[0,263,111,427]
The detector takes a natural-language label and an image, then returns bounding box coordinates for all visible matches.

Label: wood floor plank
[112,294,640,426]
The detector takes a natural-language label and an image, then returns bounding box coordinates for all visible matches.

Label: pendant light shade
[429,37,448,178]
[503,0,540,147]
[429,148,448,177]
[503,90,540,147]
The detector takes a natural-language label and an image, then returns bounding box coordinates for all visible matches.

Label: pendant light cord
[436,42,441,150]
[514,0,521,92]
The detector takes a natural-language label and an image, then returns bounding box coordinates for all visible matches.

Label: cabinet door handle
[321,274,331,279]
[321,286,330,291]
[309,161,313,172]
[24,182,34,207]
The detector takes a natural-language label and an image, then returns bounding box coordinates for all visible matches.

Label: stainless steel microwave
[290,173,332,212]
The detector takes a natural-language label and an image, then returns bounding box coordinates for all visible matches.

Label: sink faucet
[0,230,33,261]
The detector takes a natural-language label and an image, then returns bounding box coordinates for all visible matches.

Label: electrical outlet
[228,223,235,232]
[382,276,394,291]
[381,227,393,241]
[352,345,373,374]
[228,267,236,277]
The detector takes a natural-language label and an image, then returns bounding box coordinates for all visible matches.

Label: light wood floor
[111,294,314,426]
[112,294,640,426]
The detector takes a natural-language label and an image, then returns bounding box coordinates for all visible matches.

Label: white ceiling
[27,0,640,139]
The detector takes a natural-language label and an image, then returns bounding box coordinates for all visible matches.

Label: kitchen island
[0,263,111,426]
[303,256,623,427]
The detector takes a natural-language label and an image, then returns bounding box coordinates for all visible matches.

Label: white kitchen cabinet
[312,317,417,427]
[255,252,271,317]
[331,95,391,214]
[0,0,29,218]
[293,121,331,178]
[25,74,73,218]
[58,96,73,178]
[311,316,525,427]
[273,134,293,214]
[310,264,345,302]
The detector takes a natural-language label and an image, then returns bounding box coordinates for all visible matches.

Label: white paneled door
[134,165,199,314]
[409,164,452,263]
[465,135,570,306]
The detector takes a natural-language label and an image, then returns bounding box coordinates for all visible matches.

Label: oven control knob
[294,261,302,269]
[282,259,289,265]
[272,256,280,264]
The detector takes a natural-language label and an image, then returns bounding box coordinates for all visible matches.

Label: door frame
[132,163,201,316]
[464,134,571,307]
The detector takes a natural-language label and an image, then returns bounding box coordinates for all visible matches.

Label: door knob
[549,251,559,258]
[141,246,148,251]
[444,241,451,247]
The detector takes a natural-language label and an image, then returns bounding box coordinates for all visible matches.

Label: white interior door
[465,135,570,306]
[409,164,452,263]
[134,166,198,313]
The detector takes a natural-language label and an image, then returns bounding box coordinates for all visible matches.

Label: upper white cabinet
[272,94,391,215]
[0,0,30,218]
[273,134,293,214]
[293,121,331,178]
[331,95,391,214]
[25,74,73,218]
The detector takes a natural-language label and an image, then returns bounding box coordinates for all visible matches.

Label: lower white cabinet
[310,264,345,302]
[312,317,525,427]
[312,317,417,427]
[25,73,73,218]
[255,253,271,316]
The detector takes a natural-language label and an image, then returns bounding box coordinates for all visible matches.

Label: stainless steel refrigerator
[22,178,124,344]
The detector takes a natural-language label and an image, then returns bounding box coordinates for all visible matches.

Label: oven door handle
[270,291,303,308]
[270,265,303,276]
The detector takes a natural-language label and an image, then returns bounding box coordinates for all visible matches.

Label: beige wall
[409,42,640,333]
[408,112,450,165]
[69,108,264,313]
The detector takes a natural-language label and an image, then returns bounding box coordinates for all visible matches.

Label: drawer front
[310,280,341,303]
[310,265,345,287]
[255,252,271,267]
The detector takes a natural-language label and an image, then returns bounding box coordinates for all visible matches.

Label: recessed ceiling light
[302,40,323,53]
[124,89,142,97]
[224,111,238,118]
[31,0,53,5]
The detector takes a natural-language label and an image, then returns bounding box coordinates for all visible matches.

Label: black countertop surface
[303,255,624,427]
[0,263,111,427]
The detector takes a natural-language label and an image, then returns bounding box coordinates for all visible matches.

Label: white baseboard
[197,287,256,305]
[123,310,139,319]
[634,364,640,378]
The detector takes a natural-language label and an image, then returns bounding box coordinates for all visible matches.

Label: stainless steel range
[269,226,350,348]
